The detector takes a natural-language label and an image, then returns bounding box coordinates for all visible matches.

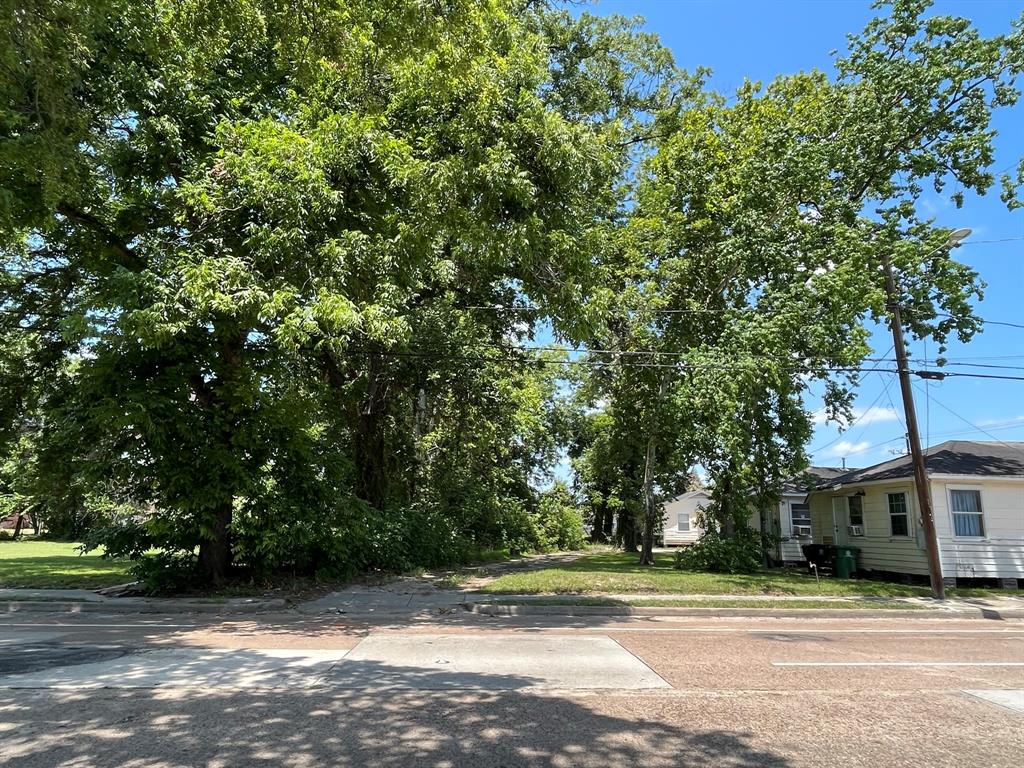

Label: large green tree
[580,0,1024,565]
[1,1,666,582]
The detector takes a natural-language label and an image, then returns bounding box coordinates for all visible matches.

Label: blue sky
[590,0,1024,472]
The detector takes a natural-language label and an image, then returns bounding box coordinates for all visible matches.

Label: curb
[464,603,1024,620]
[0,598,289,615]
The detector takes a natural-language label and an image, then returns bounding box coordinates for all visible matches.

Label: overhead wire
[910,383,1024,455]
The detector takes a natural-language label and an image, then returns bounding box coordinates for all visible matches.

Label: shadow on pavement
[0,659,791,768]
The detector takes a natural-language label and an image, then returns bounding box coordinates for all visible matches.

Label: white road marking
[599,628,1024,635]
[774,661,1024,667]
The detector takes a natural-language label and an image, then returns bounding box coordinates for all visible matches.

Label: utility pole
[881,252,945,600]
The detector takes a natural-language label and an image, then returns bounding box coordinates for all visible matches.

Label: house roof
[823,440,1024,486]
[673,490,711,501]
[782,467,849,495]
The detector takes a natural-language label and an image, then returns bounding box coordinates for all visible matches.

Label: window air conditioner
[793,525,812,537]
[848,525,864,537]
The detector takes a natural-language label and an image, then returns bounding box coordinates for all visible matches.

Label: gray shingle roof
[824,440,1024,486]
[782,467,849,494]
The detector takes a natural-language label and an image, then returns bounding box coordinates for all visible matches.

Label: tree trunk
[589,506,605,543]
[639,432,659,565]
[618,509,639,551]
[191,331,245,586]
[409,386,428,497]
[355,407,388,511]
[590,490,611,543]
[720,468,735,538]
[352,353,391,511]
[12,514,24,540]
[198,501,233,584]
[639,375,670,566]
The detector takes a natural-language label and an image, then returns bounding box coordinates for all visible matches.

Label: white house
[806,441,1024,585]
[663,469,846,555]
[757,467,847,564]
[662,490,710,546]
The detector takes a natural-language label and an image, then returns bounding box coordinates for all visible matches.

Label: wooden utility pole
[881,252,945,600]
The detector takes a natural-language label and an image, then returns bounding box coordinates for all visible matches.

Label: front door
[831,497,849,546]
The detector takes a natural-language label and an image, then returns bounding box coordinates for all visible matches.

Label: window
[790,502,811,538]
[848,496,864,527]
[887,492,909,537]
[790,503,811,527]
[677,513,690,532]
[950,489,985,537]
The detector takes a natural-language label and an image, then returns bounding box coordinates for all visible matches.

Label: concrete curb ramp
[464,603,1024,620]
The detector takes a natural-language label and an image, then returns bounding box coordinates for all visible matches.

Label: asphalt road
[0,611,1021,767]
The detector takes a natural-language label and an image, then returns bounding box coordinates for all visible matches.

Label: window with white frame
[790,503,811,537]
[887,492,909,537]
[950,489,985,537]
[677,512,691,532]
[848,496,864,527]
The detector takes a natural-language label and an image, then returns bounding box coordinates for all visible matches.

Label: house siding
[662,494,708,546]
[777,496,810,562]
[931,478,1024,579]
[809,482,930,576]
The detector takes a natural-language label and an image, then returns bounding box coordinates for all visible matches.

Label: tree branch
[56,202,144,271]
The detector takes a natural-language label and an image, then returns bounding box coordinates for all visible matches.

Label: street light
[882,226,971,601]
[947,228,973,245]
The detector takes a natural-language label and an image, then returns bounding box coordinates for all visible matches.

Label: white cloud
[978,415,1024,427]
[826,440,871,458]
[813,406,900,428]
[854,406,901,426]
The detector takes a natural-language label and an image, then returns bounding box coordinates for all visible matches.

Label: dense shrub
[129,552,202,594]
[497,499,544,557]
[673,526,763,574]
[535,484,586,551]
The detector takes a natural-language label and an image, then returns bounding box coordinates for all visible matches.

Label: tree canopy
[2,0,1021,584]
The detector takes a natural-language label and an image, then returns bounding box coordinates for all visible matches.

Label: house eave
[815,473,1024,493]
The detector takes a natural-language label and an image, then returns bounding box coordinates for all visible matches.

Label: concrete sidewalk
[298,550,588,617]
[298,582,1024,620]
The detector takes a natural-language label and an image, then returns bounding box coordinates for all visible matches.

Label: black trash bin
[802,543,838,574]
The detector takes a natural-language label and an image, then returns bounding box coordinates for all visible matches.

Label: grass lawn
[0,540,133,589]
[480,551,1019,598]
[488,597,926,610]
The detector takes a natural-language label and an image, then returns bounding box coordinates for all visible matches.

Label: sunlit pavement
[0,611,1022,767]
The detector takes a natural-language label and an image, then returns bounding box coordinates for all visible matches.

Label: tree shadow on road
[0,658,792,768]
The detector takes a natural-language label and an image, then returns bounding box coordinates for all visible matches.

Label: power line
[902,308,1024,330]
[929,371,1024,382]
[956,236,1024,245]
[333,347,902,374]
[939,362,1024,371]
[5,312,1024,379]
[916,420,1024,441]
[910,383,1024,455]
[808,356,896,455]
